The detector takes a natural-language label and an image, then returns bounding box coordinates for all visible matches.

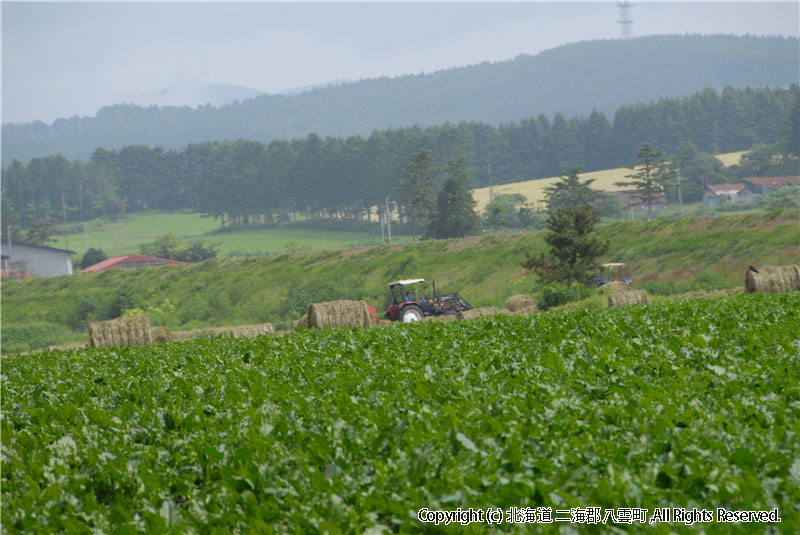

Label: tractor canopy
[388,279,426,304]
[388,279,425,289]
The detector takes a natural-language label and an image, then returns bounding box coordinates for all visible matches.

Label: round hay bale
[458,306,499,321]
[504,295,538,313]
[608,290,649,309]
[598,281,633,295]
[307,300,377,329]
[745,265,800,294]
[89,316,152,348]
[295,314,309,329]
[150,327,175,343]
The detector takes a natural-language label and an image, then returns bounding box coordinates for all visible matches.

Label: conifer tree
[427,158,479,239]
[615,143,667,220]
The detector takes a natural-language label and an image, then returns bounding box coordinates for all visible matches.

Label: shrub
[80,247,108,269]
[122,298,177,327]
[638,280,680,296]
[2,322,75,353]
[281,278,368,318]
[538,282,588,310]
[757,186,800,211]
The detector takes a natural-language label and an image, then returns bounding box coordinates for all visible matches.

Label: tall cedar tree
[399,149,437,241]
[427,158,480,239]
[615,143,667,220]
[527,206,610,285]
[543,165,600,211]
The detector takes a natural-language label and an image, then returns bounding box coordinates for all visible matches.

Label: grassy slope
[3,209,798,351]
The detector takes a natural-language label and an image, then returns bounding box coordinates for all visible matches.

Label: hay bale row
[608,290,649,309]
[504,295,538,314]
[458,306,500,320]
[211,324,274,338]
[745,265,800,294]
[172,323,274,340]
[421,314,459,323]
[89,316,152,348]
[598,281,633,295]
[307,300,377,329]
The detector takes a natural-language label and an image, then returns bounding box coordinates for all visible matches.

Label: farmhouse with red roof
[81,254,183,273]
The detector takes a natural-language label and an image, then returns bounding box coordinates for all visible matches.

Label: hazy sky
[2,1,798,125]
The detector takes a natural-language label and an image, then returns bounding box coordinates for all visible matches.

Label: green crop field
[2,293,798,534]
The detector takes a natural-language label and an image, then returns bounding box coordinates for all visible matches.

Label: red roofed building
[80,254,184,273]
[742,176,800,194]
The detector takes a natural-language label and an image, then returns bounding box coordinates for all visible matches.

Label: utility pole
[385,197,392,245]
[7,228,11,275]
[380,208,385,245]
[115,231,119,255]
[83,223,89,252]
[676,167,683,218]
[488,160,494,203]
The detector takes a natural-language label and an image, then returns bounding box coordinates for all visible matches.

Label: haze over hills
[130,83,265,109]
[2,34,798,164]
[128,80,355,108]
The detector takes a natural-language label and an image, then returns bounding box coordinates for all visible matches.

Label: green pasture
[54,213,408,262]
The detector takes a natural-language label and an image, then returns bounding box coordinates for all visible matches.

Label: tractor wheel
[401,305,424,323]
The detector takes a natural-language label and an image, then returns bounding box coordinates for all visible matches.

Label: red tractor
[384,278,473,323]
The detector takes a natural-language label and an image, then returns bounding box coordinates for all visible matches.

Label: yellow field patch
[472,151,744,212]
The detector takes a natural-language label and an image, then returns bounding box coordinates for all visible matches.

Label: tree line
[3,35,797,163]
[2,84,797,234]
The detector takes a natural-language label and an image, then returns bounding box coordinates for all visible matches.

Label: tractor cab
[385,278,472,323]
[389,278,426,305]
[595,263,633,287]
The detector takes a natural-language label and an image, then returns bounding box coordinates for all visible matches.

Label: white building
[703,183,760,208]
[1,241,76,278]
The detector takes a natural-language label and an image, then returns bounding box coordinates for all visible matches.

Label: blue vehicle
[595,263,633,287]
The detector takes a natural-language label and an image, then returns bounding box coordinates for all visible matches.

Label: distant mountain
[131,83,265,108]
[3,34,798,163]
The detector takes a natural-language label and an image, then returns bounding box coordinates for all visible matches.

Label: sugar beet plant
[2,293,799,534]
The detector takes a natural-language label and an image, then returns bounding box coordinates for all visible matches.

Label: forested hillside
[3,34,798,163]
[3,84,797,230]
